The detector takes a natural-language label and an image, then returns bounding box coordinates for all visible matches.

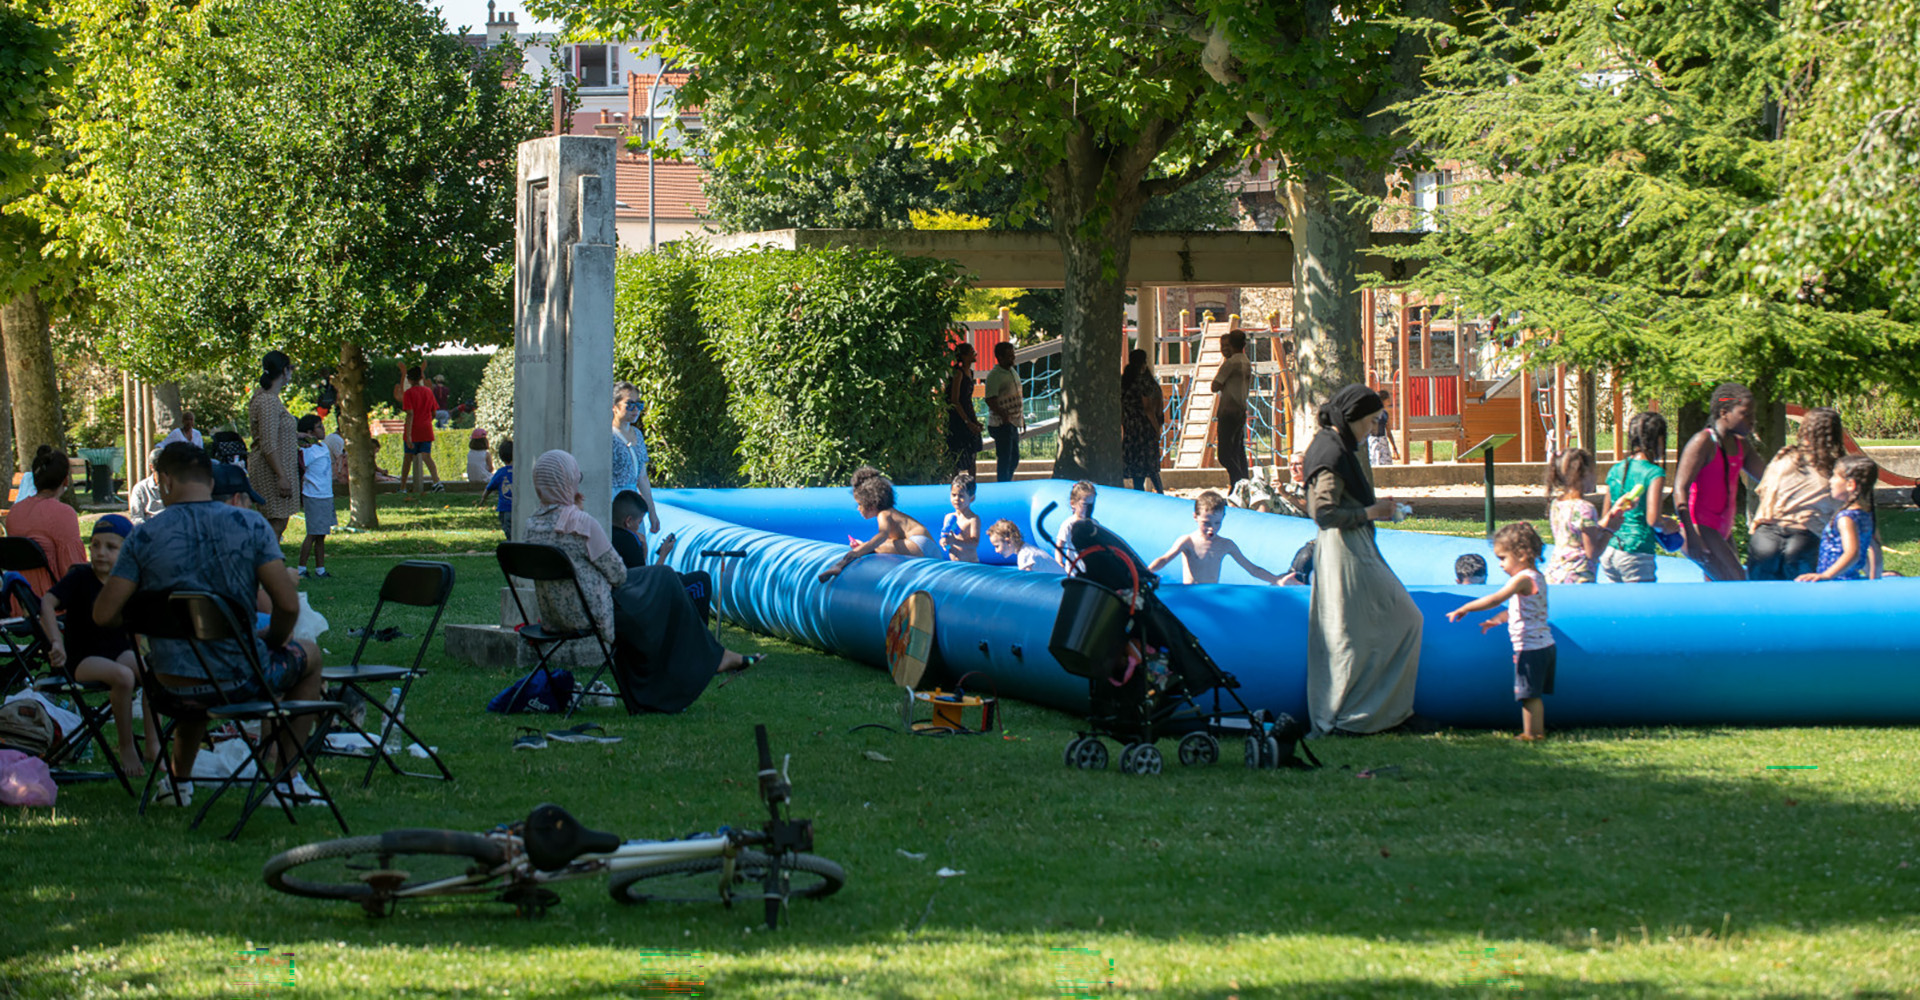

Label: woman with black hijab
[1303,384,1423,736]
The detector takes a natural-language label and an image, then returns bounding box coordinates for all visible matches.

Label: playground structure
[652,480,1920,729]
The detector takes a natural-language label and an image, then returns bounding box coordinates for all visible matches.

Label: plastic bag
[0,749,57,807]
[292,592,329,645]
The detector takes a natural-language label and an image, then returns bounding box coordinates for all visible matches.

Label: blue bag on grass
[487,669,575,714]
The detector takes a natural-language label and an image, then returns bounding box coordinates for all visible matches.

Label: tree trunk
[2,290,64,471]
[0,318,13,507]
[338,341,380,529]
[151,382,184,436]
[1048,183,1148,484]
[1286,171,1373,445]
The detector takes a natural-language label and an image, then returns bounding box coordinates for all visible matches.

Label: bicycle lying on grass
[263,725,845,927]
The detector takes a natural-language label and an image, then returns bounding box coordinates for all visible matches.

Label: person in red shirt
[391,360,443,493]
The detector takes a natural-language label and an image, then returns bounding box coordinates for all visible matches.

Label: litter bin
[77,447,123,504]
[1048,577,1131,679]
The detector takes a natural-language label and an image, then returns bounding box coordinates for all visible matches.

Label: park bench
[8,455,92,502]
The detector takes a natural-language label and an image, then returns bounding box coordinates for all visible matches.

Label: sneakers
[154,778,194,807]
[582,681,619,708]
[313,567,331,579]
[428,482,446,493]
[296,566,309,579]
[546,723,622,745]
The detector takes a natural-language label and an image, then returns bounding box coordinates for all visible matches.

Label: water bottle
[380,687,403,751]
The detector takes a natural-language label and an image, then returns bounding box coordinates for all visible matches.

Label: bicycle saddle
[522,804,623,872]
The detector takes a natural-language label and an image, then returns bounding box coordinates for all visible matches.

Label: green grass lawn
[7,499,1919,998]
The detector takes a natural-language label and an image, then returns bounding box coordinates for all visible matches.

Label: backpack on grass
[0,699,61,758]
[487,669,575,715]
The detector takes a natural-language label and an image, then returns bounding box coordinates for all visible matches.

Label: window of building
[1412,170,1453,231]
[576,44,609,88]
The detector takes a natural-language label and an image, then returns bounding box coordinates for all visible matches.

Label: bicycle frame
[384,832,755,902]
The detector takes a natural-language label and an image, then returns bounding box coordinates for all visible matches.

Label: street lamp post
[647,61,678,249]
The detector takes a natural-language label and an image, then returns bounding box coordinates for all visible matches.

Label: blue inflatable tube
[654,481,1920,726]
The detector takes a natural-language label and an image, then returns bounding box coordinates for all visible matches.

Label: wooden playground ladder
[1172,321,1235,469]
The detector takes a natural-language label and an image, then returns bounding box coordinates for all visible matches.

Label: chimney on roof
[487,0,496,24]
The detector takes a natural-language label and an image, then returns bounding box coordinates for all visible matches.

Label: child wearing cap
[296,414,334,578]
[39,515,159,776]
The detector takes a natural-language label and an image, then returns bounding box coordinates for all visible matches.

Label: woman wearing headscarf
[248,350,301,540]
[522,450,761,714]
[1302,384,1423,736]
[1120,349,1165,493]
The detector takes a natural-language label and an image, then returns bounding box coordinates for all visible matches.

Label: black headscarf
[1302,384,1384,507]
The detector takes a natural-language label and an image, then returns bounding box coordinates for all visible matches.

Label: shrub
[613,244,740,487]
[474,348,515,444]
[699,247,960,487]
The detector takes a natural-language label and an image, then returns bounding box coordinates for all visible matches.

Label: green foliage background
[613,244,738,486]
[695,248,960,488]
[480,246,962,489]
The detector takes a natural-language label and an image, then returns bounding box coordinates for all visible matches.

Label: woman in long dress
[522,450,760,713]
[247,350,301,541]
[1120,349,1165,493]
[1303,384,1423,736]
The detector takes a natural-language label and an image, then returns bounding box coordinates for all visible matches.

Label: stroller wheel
[1071,738,1109,771]
[1245,735,1278,770]
[1178,733,1220,767]
[1063,737,1087,768]
[1121,743,1163,776]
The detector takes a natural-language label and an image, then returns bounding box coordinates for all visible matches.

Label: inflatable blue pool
[653,481,1920,727]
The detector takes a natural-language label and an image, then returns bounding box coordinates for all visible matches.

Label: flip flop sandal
[512,728,548,751]
[717,653,769,689]
[546,723,622,745]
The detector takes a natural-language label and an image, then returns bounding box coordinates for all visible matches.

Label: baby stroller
[1041,505,1316,775]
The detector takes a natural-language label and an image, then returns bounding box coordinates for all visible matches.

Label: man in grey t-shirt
[982,342,1024,483]
[94,443,324,802]
[1210,329,1252,487]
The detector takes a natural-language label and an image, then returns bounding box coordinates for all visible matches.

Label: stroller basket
[1048,578,1131,679]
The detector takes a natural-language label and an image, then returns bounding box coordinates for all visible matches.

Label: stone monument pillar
[513,135,617,540]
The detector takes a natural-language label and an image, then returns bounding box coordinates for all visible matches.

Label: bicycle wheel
[264,829,507,903]
[609,851,846,905]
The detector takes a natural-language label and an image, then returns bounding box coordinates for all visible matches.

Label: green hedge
[614,244,740,487]
[610,244,960,489]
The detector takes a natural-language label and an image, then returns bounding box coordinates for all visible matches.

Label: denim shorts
[405,440,433,455]
[164,642,308,709]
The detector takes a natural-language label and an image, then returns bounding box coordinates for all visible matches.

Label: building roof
[613,158,708,221]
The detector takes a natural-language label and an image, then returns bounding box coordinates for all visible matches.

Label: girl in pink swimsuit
[1673,383,1768,581]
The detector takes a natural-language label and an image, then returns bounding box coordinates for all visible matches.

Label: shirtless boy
[1148,491,1283,585]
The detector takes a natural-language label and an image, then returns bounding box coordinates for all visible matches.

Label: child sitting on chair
[39,515,159,776]
[818,467,934,582]
[986,519,1065,574]
[1147,491,1284,585]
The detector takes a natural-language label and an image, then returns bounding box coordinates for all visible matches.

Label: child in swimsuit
[1673,383,1768,581]
[818,466,935,582]
[1797,455,1881,582]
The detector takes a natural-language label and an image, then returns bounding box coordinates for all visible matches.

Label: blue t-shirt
[110,500,283,684]
[486,466,513,513]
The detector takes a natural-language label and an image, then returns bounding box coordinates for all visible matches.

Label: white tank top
[1506,569,1552,651]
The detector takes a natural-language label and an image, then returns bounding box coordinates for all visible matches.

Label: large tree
[1390,0,1920,448]
[28,0,546,526]
[545,0,1265,482]
[0,0,70,484]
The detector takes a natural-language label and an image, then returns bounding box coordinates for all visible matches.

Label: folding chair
[318,560,456,787]
[496,542,618,720]
[124,591,350,841]
[0,537,51,694]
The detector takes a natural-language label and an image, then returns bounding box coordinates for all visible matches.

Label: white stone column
[513,136,618,539]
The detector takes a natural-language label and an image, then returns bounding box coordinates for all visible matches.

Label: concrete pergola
[704,228,1425,336]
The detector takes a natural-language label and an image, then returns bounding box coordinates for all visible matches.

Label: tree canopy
[24,0,547,524]
[541,0,1264,481]
[1392,0,1920,432]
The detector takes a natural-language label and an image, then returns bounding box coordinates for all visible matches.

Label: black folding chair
[0,537,52,694]
[496,542,618,719]
[319,561,456,787]
[124,591,350,841]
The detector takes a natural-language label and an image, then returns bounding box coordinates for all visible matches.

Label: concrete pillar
[513,135,618,539]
